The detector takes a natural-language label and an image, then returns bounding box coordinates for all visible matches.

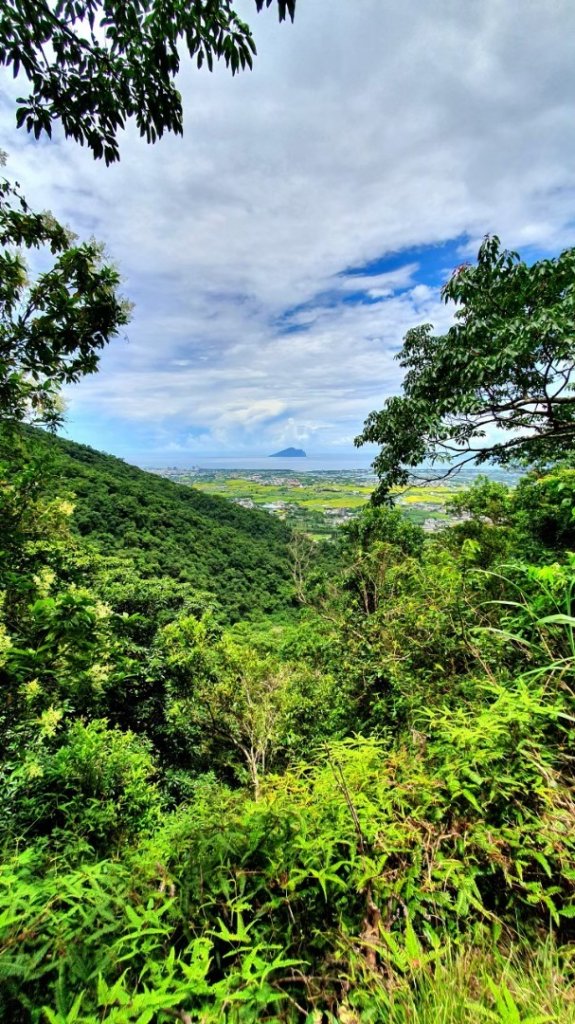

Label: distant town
[147,466,484,538]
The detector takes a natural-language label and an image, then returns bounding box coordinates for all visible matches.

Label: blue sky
[2,0,575,464]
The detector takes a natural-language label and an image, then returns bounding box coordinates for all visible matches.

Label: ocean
[137,453,524,485]
[139,454,377,474]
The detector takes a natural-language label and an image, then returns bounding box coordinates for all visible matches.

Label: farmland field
[150,468,461,537]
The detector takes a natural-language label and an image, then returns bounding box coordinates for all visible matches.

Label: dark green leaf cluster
[356,236,575,501]
[0,175,130,427]
[0,0,295,162]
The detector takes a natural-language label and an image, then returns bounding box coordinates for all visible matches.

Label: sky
[2,0,575,464]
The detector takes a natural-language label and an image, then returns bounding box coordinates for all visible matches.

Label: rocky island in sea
[270,447,306,457]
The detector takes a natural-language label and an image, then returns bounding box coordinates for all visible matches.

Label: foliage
[3,300,575,1020]
[2,719,161,852]
[159,615,290,795]
[340,503,425,557]
[0,0,295,163]
[0,168,130,427]
[8,6,575,1016]
[449,475,512,526]
[511,468,575,552]
[356,236,575,500]
[449,468,575,555]
[3,712,575,1020]
[8,425,295,621]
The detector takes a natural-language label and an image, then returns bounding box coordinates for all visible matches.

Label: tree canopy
[9,426,294,620]
[356,236,575,501]
[0,164,130,427]
[0,0,296,163]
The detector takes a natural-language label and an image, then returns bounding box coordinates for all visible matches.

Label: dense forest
[14,429,295,621]
[2,416,575,1020]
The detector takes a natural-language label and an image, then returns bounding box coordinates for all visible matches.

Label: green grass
[346,939,575,1023]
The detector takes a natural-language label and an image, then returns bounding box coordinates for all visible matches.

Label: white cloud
[2,0,575,454]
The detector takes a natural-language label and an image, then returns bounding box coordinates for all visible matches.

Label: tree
[0,163,130,426]
[0,0,295,164]
[356,236,575,501]
[191,646,288,800]
[340,504,424,558]
[159,613,289,797]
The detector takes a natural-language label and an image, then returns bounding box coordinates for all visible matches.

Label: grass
[344,938,575,1023]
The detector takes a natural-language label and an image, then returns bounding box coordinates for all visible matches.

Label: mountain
[22,430,294,621]
[270,447,306,457]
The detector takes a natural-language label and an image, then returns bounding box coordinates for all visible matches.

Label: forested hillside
[2,15,575,1018]
[3,410,575,1020]
[20,428,294,621]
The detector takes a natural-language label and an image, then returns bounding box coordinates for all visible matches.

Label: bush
[4,720,161,852]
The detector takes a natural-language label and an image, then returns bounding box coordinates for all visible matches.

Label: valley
[150,467,459,537]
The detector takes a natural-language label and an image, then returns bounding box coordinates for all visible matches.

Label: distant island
[270,447,306,458]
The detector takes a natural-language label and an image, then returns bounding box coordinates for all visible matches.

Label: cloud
[1,0,575,456]
[337,264,420,299]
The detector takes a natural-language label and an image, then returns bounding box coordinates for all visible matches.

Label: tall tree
[0,0,295,164]
[356,236,575,501]
[0,159,130,426]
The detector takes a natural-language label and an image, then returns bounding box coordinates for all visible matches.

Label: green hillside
[26,429,294,620]
[3,231,575,1020]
